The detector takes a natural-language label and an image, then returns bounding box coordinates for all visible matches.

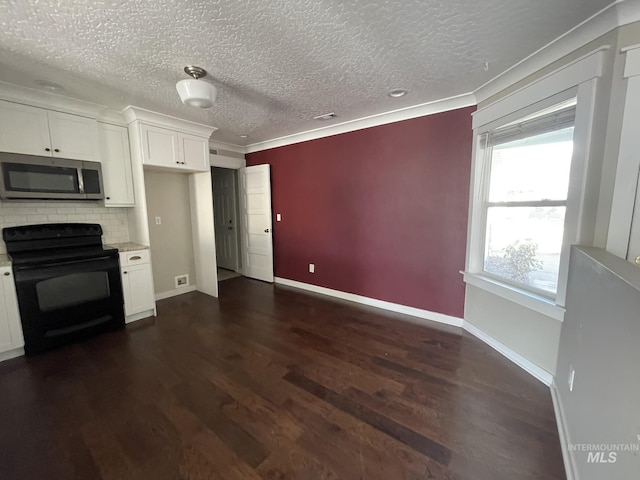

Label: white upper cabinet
[0,101,51,156]
[47,110,100,161]
[139,123,209,172]
[124,107,214,173]
[140,123,181,168]
[98,123,135,207]
[180,133,209,171]
[0,100,100,161]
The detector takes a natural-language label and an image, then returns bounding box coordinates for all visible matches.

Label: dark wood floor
[0,277,565,479]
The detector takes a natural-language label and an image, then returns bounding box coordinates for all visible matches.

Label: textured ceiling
[0,0,614,146]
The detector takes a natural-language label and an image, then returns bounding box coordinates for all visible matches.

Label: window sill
[462,271,565,322]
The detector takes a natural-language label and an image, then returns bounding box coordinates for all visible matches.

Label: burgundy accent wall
[247,106,474,318]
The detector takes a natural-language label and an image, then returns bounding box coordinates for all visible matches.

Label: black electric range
[3,223,125,355]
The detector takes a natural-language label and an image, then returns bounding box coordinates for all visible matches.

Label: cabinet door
[0,268,25,353]
[98,123,135,206]
[140,124,180,168]
[47,111,100,161]
[121,263,155,316]
[0,100,51,156]
[179,133,209,171]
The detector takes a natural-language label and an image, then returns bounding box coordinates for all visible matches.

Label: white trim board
[245,93,476,153]
[462,321,554,386]
[155,285,197,301]
[551,380,577,480]
[274,277,464,328]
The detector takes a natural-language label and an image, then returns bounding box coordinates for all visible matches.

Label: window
[480,101,576,297]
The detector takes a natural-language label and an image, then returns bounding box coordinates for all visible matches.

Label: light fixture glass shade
[176,79,217,108]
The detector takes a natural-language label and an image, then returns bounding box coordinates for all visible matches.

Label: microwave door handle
[77,167,85,194]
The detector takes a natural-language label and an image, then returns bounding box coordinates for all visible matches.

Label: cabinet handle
[45,147,51,152]
[106,196,111,200]
[123,271,128,274]
[129,256,141,261]
[54,148,60,153]
[3,272,10,276]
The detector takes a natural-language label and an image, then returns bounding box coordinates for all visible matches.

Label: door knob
[264,228,270,233]
[635,255,640,266]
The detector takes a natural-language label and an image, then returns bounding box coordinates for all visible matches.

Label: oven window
[4,163,79,193]
[36,272,111,312]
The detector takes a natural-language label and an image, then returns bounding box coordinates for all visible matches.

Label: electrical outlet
[568,365,575,392]
[155,216,162,225]
[309,263,315,273]
[175,274,189,288]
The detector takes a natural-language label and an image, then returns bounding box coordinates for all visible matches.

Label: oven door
[12,255,124,354]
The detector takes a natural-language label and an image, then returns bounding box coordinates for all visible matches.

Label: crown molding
[122,105,217,137]
[474,0,640,105]
[0,80,117,119]
[244,92,476,154]
[208,138,246,154]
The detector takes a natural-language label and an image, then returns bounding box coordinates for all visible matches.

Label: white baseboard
[274,277,464,327]
[273,277,554,387]
[125,308,156,324]
[155,285,197,301]
[0,346,24,362]
[462,321,554,386]
[551,380,577,480]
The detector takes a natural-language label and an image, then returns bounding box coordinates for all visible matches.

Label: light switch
[155,216,162,225]
[276,213,281,221]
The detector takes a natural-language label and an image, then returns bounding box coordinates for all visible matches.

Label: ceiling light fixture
[239,134,249,138]
[176,66,217,109]
[388,89,408,98]
[313,112,337,121]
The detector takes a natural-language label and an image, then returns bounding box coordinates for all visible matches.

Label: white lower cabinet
[0,267,25,358]
[119,250,156,322]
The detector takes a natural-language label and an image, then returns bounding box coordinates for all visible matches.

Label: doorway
[211,167,241,282]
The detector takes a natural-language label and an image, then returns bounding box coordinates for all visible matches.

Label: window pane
[488,128,574,202]
[484,206,566,294]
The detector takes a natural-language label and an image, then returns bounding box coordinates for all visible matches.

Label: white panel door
[180,133,209,171]
[47,111,100,161]
[140,124,180,168]
[239,165,273,282]
[0,100,51,156]
[98,123,135,206]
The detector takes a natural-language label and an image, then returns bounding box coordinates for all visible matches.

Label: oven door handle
[14,256,115,271]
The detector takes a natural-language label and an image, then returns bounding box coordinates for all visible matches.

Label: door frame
[210,152,248,275]
[211,166,241,272]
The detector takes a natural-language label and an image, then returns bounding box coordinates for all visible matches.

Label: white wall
[144,170,196,296]
[555,247,640,479]
[0,200,130,253]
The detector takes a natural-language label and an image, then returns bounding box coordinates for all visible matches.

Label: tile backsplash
[0,201,130,253]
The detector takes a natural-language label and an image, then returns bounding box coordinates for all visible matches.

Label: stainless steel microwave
[0,153,104,201]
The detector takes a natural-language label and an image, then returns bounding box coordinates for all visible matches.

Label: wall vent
[209,148,218,155]
[175,274,190,288]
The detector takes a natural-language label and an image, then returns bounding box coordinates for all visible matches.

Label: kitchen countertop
[0,254,10,267]
[107,242,150,253]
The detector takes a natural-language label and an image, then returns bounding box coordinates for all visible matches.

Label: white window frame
[464,47,608,321]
